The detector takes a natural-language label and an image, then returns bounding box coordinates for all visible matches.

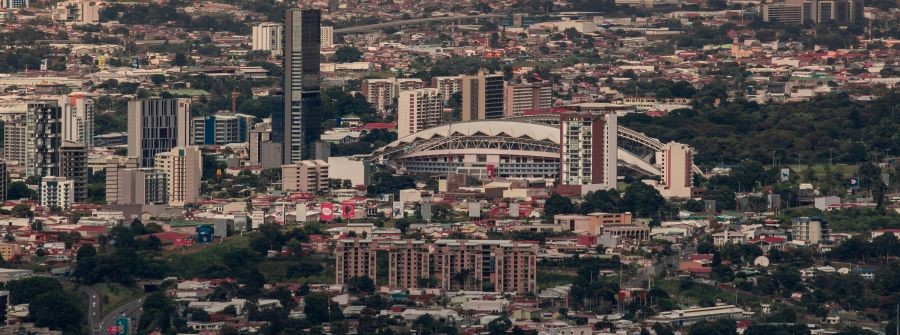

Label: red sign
[107,326,119,335]
[341,200,356,220]
[487,164,495,179]
[320,202,334,222]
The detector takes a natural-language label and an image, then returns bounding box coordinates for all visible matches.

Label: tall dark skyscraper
[283,8,322,163]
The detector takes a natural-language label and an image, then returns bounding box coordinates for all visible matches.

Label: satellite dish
[753,256,770,267]
[838,267,851,275]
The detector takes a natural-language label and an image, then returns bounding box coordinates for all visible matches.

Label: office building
[432,76,464,102]
[283,9,322,163]
[191,113,253,145]
[762,3,804,24]
[1,0,28,8]
[461,70,505,121]
[0,161,6,202]
[764,0,862,24]
[559,112,618,188]
[252,22,284,57]
[93,132,127,147]
[335,239,377,285]
[655,142,693,198]
[52,1,100,24]
[60,141,87,203]
[103,157,138,204]
[27,102,64,178]
[387,240,430,289]
[433,239,537,293]
[321,26,334,49]
[647,305,751,327]
[127,98,190,167]
[249,121,283,169]
[792,217,830,245]
[155,146,202,206]
[40,177,74,210]
[361,78,424,113]
[327,156,372,186]
[281,160,328,193]
[504,81,552,117]
[62,93,95,148]
[398,88,443,138]
[114,168,168,205]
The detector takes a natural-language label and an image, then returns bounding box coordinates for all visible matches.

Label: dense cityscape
[0,0,898,334]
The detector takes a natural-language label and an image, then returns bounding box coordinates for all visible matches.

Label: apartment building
[281,160,329,193]
[361,78,424,113]
[155,146,202,206]
[792,217,830,245]
[59,141,88,203]
[431,76,464,102]
[559,112,618,189]
[115,168,169,205]
[461,70,505,121]
[40,177,74,210]
[104,157,139,205]
[127,98,191,167]
[655,142,694,198]
[504,81,552,117]
[387,240,431,289]
[432,239,537,293]
[335,239,378,285]
[191,113,253,145]
[398,88,443,138]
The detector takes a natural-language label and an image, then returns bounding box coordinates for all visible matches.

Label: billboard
[321,202,334,222]
[487,164,495,179]
[366,200,379,217]
[251,210,265,229]
[197,225,213,244]
[780,168,790,182]
[295,203,307,222]
[392,201,404,218]
[174,238,193,247]
[341,200,356,220]
[420,202,432,222]
[274,205,285,223]
[509,203,520,218]
[468,202,481,218]
[115,316,129,335]
[213,220,227,237]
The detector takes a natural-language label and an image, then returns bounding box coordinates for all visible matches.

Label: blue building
[191,113,254,145]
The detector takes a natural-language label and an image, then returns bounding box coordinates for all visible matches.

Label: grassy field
[92,283,142,315]
[654,279,761,308]
[537,271,578,290]
[258,259,335,284]
[787,164,858,179]
[166,234,253,277]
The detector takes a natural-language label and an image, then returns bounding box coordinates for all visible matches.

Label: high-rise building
[432,239,537,293]
[62,93,95,148]
[361,78,424,113]
[765,0,862,24]
[559,112,618,188]
[461,70,505,121]
[283,9,322,163]
[115,168,168,205]
[0,161,7,202]
[655,142,694,198]
[321,26,334,49]
[191,113,253,145]
[387,240,430,289]
[252,22,284,57]
[249,120,284,169]
[155,146,202,206]
[398,88,443,139]
[3,113,27,166]
[792,217,830,245]
[52,1,100,24]
[104,157,139,204]
[40,176,74,210]
[127,98,190,167]
[432,76,464,102]
[335,238,377,285]
[281,160,329,193]
[504,81,552,117]
[27,102,63,178]
[763,3,804,24]
[60,141,87,203]
[1,0,29,9]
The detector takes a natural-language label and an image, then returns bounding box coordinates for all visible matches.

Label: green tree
[487,317,511,335]
[334,46,363,63]
[621,182,666,217]
[543,193,575,222]
[28,290,84,333]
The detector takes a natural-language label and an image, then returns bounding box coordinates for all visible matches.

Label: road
[79,286,103,334]
[335,14,505,33]
[98,297,144,335]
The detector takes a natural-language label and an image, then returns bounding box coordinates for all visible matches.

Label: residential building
[387,240,430,289]
[40,177,74,210]
[52,1,100,24]
[321,26,334,49]
[191,113,253,145]
[59,141,87,202]
[0,243,22,261]
[461,70,505,121]
[559,112,618,188]
[155,146,202,206]
[433,239,537,293]
[432,76,464,102]
[27,102,64,178]
[103,157,139,204]
[61,93,95,148]
[504,81,552,117]
[361,78,424,113]
[3,113,26,166]
[252,22,284,56]
[249,121,283,169]
[1,0,28,8]
[281,160,329,193]
[655,142,693,198]
[115,168,168,205]
[398,88,443,139]
[327,156,372,186]
[127,98,191,167]
[335,239,377,285]
[553,212,634,234]
[0,161,6,202]
[283,9,322,163]
[792,217,829,245]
